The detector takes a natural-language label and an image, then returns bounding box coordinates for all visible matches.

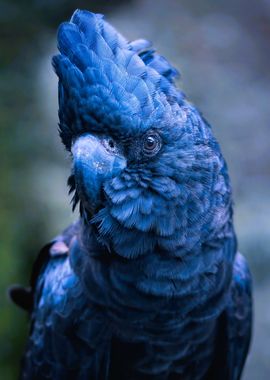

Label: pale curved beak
[71,134,126,212]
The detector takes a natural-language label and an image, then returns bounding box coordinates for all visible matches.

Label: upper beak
[71,134,126,212]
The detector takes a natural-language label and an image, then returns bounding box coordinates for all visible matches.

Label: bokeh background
[1,0,269,378]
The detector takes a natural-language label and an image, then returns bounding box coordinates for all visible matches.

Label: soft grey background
[0,0,269,378]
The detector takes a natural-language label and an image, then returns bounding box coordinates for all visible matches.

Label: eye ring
[142,132,162,157]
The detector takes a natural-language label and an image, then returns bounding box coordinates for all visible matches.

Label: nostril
[108,139,115,149]
[102,138,117,152]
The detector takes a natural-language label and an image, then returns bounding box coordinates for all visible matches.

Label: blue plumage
[11,9,252,379]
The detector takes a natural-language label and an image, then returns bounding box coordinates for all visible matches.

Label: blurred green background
[0,0,269,379]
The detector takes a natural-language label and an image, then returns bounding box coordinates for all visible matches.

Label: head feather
[52,9,184,149]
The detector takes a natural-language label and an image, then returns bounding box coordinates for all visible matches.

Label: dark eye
[142,132,162,157]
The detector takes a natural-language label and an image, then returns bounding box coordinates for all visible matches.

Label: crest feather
[53,10,184,149]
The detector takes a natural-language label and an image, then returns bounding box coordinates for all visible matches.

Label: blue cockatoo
[11,9,252,380]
